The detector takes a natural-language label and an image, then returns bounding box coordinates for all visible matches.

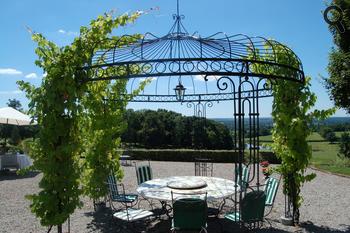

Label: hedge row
[260,151,281,164]
[121,149,281,164]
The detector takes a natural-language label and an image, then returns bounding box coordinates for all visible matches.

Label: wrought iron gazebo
[82,0,304,225]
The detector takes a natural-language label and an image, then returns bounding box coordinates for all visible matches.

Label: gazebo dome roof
[84,6,304,103]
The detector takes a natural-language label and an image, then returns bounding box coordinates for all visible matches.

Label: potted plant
[260,161,273,179]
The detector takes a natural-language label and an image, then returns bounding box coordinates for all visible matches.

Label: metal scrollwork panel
[186,101,213,118]
[84,58,304,83]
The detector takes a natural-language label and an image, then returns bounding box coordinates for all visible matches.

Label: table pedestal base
[152,201,173,219]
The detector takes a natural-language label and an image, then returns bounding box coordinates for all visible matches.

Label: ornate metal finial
[173,0,182,20]
[177,0,180,18]
[170,0,187,35]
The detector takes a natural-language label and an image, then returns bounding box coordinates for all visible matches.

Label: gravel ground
[0,161,349,233]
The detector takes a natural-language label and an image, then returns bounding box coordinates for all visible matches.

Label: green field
[259,132,325,142]
[334,131,349,138]
[259,132,350,176]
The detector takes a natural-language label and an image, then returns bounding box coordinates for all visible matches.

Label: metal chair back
[107,173,119,199]
[195,158,213,176]
[135,161,153,185]
[171,191,208,232]
[241,190,266,223]
[235,164,250,191]
[106,172,138,205]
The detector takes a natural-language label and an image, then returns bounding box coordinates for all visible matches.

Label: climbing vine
[80,72,148,200]
[251,43,335,225]
[18,12,145,232]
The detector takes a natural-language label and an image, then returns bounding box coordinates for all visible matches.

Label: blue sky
[0,0,346,118]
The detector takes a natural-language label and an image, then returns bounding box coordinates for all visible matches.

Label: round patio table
[136,176,239,201]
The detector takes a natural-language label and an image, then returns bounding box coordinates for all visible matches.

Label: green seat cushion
[225,212,240,222]
[112,194,138,203]
[264,177,279,206]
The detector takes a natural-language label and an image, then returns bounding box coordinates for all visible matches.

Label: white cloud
[0,68,23,75]
[58,29,78,36]
[25,73,39,79]
[194,75,219,82]
[0,90,23,95]
[43,73,47,78]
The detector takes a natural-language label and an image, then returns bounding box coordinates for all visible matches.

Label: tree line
[212,118,273,136]
[121,109,234,149]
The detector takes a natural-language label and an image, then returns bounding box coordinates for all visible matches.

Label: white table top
[136,176,239,201]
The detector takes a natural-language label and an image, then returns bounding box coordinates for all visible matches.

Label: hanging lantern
[174,82,186,101]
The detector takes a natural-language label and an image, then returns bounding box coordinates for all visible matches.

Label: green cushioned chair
[235,164,250,191]
[135,160,153,185]
[134,161,160,214]
[171,192,208,233]
[106,172,138,211]
[224,190,266,229]
[107,172,153,232]
[263,176,280,216]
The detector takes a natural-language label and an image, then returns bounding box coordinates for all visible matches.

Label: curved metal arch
[81,5,304,104]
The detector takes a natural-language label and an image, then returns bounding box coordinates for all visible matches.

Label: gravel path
[0,161,349,233]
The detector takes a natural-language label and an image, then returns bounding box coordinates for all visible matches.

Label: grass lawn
[259,134,272,142]
[259,132,325,142]
[310,141,350,176]
[258,132,350,176]
[334,131,349,138]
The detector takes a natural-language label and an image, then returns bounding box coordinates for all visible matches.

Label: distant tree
[325,131,338,144]
[324,0,350,112]
[320,126,333,139]
[259,126,272,136]
[121,109,233,149]
[122,109,140,146]
[7,98,23,111]
[338,132,350,159]
[174,115,187,147]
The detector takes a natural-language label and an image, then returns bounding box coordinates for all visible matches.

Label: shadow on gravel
[300,221,350,233]
[219,218,291,233]
[85,206,115,233]
[85,207,350,233]
[85,205,152,233]
[84,208,299,233]
[0,170,39,181]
